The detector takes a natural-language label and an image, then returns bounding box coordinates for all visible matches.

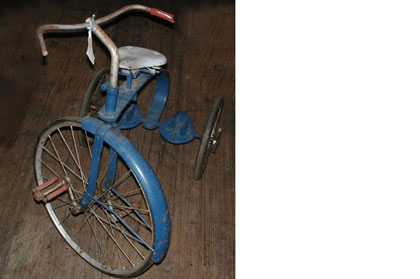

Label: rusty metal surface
[36,4,151,57]
[32,177,68,203]
[88,20,119,88]
[35,4,174,88]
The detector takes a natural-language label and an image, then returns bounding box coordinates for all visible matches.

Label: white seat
[118,46,167,70]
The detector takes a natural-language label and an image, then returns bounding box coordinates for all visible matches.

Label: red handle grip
[150,8,175,23]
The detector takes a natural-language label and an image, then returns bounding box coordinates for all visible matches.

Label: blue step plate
[119,102,143,130]
[159,112,198,144]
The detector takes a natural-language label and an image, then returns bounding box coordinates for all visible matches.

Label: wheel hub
[210,127,222,153]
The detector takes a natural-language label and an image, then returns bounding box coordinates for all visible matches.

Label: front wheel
[34,117,157,278]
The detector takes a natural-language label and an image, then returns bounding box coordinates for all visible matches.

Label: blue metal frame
[98,72,155,122]
[81,117,170,263]
[79,122,110,208]
[76,67,202,263]
[79,70,173,263]
[142,70,170,129]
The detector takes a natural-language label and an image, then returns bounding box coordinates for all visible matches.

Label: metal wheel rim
[193,97,224,180]
[34,117,155,278]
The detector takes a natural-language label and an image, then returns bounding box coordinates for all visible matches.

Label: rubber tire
[193,96,224,180]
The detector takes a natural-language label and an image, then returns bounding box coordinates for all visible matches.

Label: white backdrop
[237,1,420,278]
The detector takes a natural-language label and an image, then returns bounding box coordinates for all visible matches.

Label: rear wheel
[78,68,109,147]
[34,117,155,278]
[80,68,109,118]
[193,97,224,180]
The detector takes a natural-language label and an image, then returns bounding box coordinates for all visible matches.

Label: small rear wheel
[78,68,109,146]
[193,97,224,180]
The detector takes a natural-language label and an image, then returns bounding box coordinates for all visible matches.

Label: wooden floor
[0,0,234,278]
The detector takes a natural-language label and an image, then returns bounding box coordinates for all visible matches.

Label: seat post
[105,86,119,113]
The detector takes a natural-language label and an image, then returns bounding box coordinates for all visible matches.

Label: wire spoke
[42,146,86,185]
[60,209,72,225]
[84,130,92,158]
[90,209,135,267]
[96,169,132,202]
[126,210,152,230]
[70,126,88,190]
[74,203,100,237]
[102,206,125,268]
[41,159,60,177]
[110,203,149,215]
[83,210,109,266]
[53,202,71,210]
[58,128,88,185]
[100,207,146,260]
[110,189,142,201]
[48,135,69,177]
[90,209,150,251]
[54,197,69,205]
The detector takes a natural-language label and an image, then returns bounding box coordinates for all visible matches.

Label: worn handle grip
[150,8,175,23]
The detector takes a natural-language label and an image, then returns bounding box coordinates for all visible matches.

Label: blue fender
[81,116,170,263]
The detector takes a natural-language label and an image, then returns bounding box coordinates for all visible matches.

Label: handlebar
[36,4,174,57]
[36,4,174,89]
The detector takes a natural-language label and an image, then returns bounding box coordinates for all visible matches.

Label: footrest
[119,102,143,129]
[33,177,69,203]
[159,112,198,144]
[142,71,170,130]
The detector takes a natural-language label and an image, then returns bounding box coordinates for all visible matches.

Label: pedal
[33,177,69,203]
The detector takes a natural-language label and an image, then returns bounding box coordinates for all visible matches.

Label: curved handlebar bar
[36,4,174,57]
[36,4,174,88]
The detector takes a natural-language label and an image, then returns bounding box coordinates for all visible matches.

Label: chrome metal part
[36,4,151,56]
[86,19,119,88]
[36,4,174,88]
[67,183,83,215]
[210,127,222,153]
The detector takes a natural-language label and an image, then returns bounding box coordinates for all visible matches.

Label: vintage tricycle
[32,4,223,278]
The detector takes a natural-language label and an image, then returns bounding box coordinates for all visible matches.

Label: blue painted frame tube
[105,148,118,186]
[81,117,170,263]
[142,71,170,129]
[79,120,113,208]
[105,86,119,113]
[108,187,152,230]
[80,134,103,208]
